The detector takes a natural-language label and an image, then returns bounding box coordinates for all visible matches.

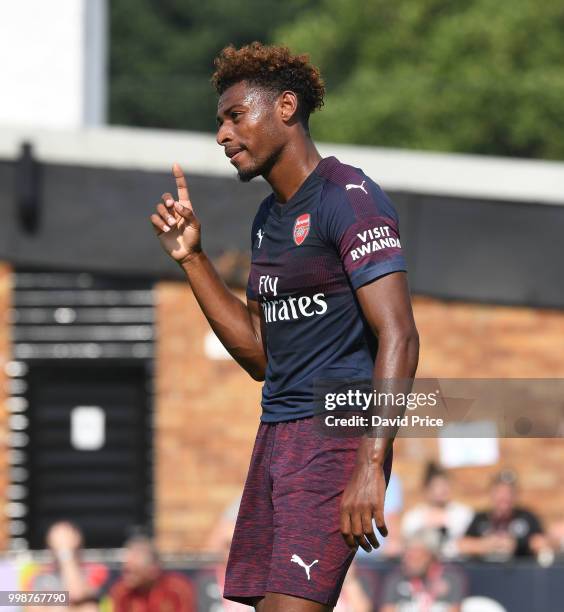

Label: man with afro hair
[151,42,419,611]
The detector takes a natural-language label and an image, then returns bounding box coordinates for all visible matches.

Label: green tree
[110,0,316,131]
[276,0,564,159]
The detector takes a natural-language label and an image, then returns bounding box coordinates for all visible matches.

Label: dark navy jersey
[247,156,407,422]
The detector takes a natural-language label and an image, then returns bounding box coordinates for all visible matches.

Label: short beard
[237,145,283,183]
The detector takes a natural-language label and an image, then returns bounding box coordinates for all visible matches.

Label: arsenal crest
[293,213,310,246]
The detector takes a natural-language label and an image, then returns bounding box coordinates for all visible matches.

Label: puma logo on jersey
[256,228,265,248]
[291,554,318,580]
[345,180,367,195]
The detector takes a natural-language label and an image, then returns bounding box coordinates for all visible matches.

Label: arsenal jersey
[247,156,407,422]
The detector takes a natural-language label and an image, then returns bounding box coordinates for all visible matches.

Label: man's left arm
[340,271,419,552]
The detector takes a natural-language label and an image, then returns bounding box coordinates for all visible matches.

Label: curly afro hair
[212,42,325,125]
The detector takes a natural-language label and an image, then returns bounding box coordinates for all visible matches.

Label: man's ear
[278,90,300,124]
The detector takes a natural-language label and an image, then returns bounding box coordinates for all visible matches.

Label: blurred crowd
[15,464,564,612]
[371,464,553,564]
[23,523,195,612]
[355,464,560,611]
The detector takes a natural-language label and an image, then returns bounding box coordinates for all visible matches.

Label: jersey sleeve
[323,177,407,290]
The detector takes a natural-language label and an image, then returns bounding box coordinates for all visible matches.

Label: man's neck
[264,136,322,203]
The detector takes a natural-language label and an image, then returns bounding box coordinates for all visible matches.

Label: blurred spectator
[110,535,195,612]
[356,473,404,562]
[28,521,108,612]
[401,463,473,559]
[381,529,466,612]
[458,470,549,560]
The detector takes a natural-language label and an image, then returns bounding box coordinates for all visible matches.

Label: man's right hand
[150,163,202,265]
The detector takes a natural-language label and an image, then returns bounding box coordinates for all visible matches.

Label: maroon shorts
[223,416,393,607]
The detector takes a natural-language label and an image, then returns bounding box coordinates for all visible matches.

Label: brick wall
[154,281,261,552]
[0,263,12,550]
[155,286,564,551]
[396,296,564,527]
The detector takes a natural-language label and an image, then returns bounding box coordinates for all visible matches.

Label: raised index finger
[173,162,190,202]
